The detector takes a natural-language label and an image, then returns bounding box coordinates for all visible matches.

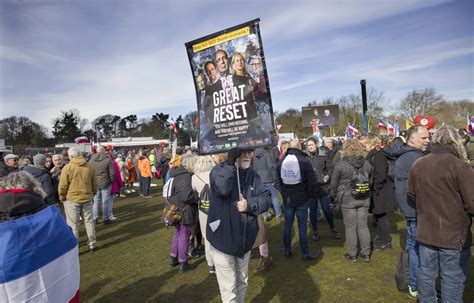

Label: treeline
[1,87,472,153]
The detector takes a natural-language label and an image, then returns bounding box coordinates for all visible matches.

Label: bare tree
[399,88,444,119]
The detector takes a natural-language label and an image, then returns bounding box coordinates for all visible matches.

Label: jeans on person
[264,182,281,217]
[417,243,470,303]
[93,184,112,221]
[341,199,371,256]
[106,194,116,219]
[63,201,96,248]
[209,244,251,303]
[406,217,419,291]
[309,194,336,233]
[170,223,193,263]
[140,176,151,196]
[283,201,309,256]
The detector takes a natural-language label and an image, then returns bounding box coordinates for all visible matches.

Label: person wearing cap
[207,147,271,303]
[1,154,20,178]
[22,154,55,204]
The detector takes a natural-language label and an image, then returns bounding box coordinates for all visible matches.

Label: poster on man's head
[302,105,340,127]
[185,19,275,155]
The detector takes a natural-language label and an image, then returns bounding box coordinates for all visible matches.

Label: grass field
[78,181,474,302]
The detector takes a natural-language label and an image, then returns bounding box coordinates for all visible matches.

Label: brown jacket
[408,145,474,249]
[59,156,98,204]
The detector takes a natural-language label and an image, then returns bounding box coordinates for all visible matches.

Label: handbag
[161,177,188,227]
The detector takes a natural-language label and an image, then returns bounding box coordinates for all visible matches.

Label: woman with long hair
[331,139,372,262]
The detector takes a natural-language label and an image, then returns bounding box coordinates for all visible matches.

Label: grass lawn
[78,181,474,302]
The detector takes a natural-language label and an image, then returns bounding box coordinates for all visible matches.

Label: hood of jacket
[169,166,189,178]
[0,189,47,221]
[253,148,266,159]
[385,139,424,158]
[344,156,365,168]
[70,156,87,166]
[22,165,49,178]
[91,153,109,162]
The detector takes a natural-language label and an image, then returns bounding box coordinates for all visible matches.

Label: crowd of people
[1,123,473,302]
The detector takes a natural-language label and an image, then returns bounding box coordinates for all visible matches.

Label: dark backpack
[386,158,395,182]
[350,165,371,200]
[395,251,410,292]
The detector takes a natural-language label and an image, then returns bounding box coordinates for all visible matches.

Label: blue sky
[1,0,473,131]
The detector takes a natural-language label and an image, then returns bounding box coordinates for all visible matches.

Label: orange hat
[414,116,436,130]
[170,155,181,167]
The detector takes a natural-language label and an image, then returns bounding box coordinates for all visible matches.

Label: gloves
[226,147,241,166]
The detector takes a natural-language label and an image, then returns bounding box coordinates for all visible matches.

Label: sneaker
[103,219,114,225]
[143,195,153,199]
[196,245,205,255]
[180,262,197,272]
[169,256,179,267]
[109,216,118,221]
[345,253,357,262]
[254,256,273,273]
[188,247,200,258]
[374,242,392,250]
[312,231,320,241]
[284,252,293,258]
[119,194,126,198]
[89,244,97,252]
[276,215,284,222]
[209,266,216,274]
[330,230,342,239]
[359,253,370,262]
[131,189,136,193]
[407,286,417,300]
[302,252,320,261]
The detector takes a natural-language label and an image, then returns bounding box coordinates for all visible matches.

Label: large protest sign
[185,19,275,155]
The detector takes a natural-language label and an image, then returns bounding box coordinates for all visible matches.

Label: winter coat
[138,156,152,178]
[330,156,372,206]
[408,144,474,249]
[109,156,123,195]
[88,153,115,188]
[467,136,474,167]
[307,148,331,196]
[0,189,48,222]
[126,160,137,184]
[252,148,277,183]
[22,165,56,204]
[168,166,198,226]
[388,143,424,218]
[276,148,317,206]
[58,156,98,204]
[369,150,396,215]
[0,165,18,178]
[206,163,271,257]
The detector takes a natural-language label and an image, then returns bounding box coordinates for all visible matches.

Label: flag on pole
[393,119,400,137]
[405,119,414,130]
[378,119,387,129]
[468,113,474,135]
[386,121,394,135]
[0,204,80,302]
[345,123,359,139]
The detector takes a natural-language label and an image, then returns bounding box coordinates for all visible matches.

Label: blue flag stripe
[0,206,78,283]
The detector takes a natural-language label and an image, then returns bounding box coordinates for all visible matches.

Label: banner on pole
[185,19,275,155]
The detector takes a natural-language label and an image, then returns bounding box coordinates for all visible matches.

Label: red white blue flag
[377,119,387,129]
[0,205,80,302]
[468,113,474,135]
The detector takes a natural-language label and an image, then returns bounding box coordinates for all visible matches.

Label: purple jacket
[109,155,123,194]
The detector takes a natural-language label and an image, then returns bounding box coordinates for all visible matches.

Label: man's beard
[239,160,251,169]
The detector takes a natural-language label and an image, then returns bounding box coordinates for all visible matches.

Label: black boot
[169,256,179,267]
[180,262,197,272]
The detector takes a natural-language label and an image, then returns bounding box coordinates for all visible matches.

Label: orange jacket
[138,157,152,177]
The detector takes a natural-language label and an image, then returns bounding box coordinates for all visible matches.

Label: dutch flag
[0,204,80,302]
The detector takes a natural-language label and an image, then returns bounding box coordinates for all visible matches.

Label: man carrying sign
[207,147,271,303]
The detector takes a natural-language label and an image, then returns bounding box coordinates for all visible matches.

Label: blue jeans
[418,243,470,303]
[93,184,112,221]
[406,218,419,291]
[283,201,309,256]
[140,176,151,196]
[309,194,335,233]
[264,183,281,217]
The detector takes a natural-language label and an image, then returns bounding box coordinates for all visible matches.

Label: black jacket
[369,150,396,214]
[307,148,331,196]
[22,165,56,204]
[387,142,424,218]
[276,148,317,206]
[0,165,19,178]
[206,163,270,257]
[169,166,198,226]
